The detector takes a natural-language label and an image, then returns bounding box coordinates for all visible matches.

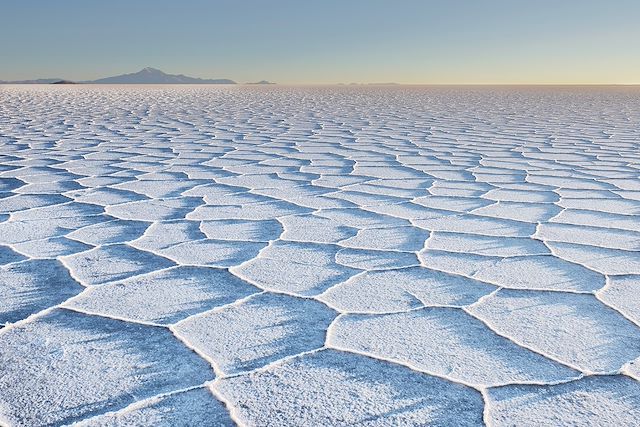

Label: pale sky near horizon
[2,0,639,84]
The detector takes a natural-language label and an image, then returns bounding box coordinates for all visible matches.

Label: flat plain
[1,85,639,426]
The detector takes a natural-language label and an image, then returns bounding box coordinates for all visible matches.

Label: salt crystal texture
[0,85,639,426]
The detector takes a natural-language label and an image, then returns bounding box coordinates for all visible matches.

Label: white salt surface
[1,85,639,426]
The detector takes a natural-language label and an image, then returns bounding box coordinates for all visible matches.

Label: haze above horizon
[2,0,639,85]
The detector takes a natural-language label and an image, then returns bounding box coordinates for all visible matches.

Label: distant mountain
[2,78,65,84]
[86,67,235,84]
[1,68,246,84]
[51,80,77,84]
[247,80,275,85]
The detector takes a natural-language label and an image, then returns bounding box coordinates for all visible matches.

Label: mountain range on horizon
[0,67,266,84]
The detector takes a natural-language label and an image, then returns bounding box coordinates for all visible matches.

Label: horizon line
[2,82,640,87]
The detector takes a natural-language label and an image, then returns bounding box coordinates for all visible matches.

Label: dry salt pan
[1,85,639,426]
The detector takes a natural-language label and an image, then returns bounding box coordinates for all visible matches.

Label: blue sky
[2,0,639,83]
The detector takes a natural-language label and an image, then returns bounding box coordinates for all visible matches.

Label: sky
[1,0,639,84]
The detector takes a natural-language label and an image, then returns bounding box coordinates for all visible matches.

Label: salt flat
[1,85,639,426]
